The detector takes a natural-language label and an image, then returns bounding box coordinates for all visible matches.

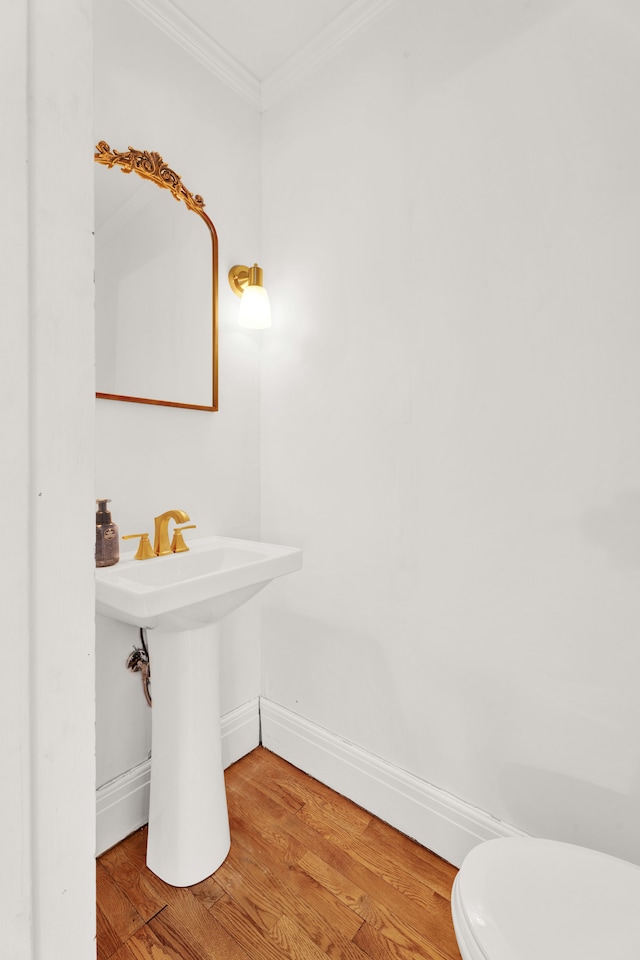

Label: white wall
[1,1,95,956]
[94,0,263,790]
[261,0,640,865]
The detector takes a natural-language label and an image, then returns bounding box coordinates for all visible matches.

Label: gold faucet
[153,509,190,556]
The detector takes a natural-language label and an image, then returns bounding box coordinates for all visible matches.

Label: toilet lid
[455,837,640,960]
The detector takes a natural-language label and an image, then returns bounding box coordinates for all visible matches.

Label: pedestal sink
[95,535,302,886]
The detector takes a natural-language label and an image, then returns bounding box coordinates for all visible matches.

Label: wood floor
[97,747,462,960]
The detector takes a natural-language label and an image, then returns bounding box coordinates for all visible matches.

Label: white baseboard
[96,758,151,858]
[260,698,528,868]
[96,697,260,856]
[97,695,526,865]
[220,696,261,769]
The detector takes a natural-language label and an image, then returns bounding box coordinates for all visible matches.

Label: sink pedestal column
[146,621,230,887]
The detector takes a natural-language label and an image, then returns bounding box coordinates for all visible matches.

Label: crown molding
[124,0,262,111]
[261,0,403,110]
[124,0,401,112]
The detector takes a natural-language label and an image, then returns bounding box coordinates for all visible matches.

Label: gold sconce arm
[229,263,262,295]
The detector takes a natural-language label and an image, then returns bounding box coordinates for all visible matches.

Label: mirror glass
[94,143,218,411]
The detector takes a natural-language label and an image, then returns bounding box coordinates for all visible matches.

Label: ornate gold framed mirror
[94,141,218,411]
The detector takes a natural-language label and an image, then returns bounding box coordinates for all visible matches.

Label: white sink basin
[95,533,302,887]
[95,534,302,629]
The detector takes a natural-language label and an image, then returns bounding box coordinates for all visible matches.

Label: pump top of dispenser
[96,498,113,524]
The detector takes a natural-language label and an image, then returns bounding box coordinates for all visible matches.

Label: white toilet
[451,836,640,960]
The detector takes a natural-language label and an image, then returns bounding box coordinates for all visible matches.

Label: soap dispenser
[95,498,119,567]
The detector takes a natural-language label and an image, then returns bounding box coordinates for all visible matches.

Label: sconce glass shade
[239,283,271,329]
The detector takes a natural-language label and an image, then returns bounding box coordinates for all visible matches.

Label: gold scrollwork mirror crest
[94,141,218,411]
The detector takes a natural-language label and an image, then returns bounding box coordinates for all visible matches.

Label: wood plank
[228,749,306,813]
[229,817,364,942]
[112,827,149,872]
[268,914,333,960]
[344,831,455,913]
[295,797,371,848]
[239,749,373,836]
[215,893,369,960]
[227,777,309,867]
[299,850,460,960]
[226,765,305,824]
[359,818,457,900]
[219,832,362,960]
[228,763,363,857]
[228,788,308,867]
[108,923,185,960]
[188,873,228,911]
[215,828,365,951]
[96,860,145,956]
[212,848,282,931]
[353,919,457,960]
[213,893,293,960]
[311,826,456,956]
[149,894,252,960]
[97,902,126,960]
[230,752,372,847]
[100,837,168,922]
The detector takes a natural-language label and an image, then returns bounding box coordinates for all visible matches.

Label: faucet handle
[122,532,156,561]
[171,524,196,554]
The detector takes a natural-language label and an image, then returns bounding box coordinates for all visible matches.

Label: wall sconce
[228,263,271,329]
